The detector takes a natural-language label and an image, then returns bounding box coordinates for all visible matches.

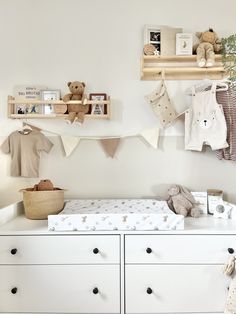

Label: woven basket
[21,188,64,220]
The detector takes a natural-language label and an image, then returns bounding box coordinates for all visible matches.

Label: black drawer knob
[11,287,17,294]
[11,248,17,255]
[93,248,99,254]
[228,248,234,254]
[146,247,152,254]
[146,287,153,294]
[93,287,99,294]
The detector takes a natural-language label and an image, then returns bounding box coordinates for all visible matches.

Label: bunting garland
[60,135,80,157]
[100,138,121,158]
[24,123,160,158]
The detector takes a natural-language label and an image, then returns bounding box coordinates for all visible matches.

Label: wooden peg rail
[141,55,225,80]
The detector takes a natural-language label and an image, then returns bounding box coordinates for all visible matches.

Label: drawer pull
[146,287,153,294]
[93,248,99,254]
[11,287,17,294]
[10,248,17,255]
[228,248,235,254]
[146,247,152,254]
[93,287,99,294]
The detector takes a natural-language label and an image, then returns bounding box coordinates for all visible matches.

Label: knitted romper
[185,83,228,151]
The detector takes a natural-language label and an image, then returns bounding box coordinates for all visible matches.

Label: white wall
[0,0,236,207]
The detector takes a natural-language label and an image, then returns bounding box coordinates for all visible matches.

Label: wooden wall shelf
[141,55,225,80]
[8,96,111,120]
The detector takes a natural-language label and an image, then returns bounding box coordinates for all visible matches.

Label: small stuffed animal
[62,81,89,124]
[194,28,222,67]
[33,179,54,191]
[167,184,201,218]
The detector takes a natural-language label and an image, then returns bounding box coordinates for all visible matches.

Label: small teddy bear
[33,179,54,191]
[194,28,222,68]
[167,184,201,218]
[62,81,90,124]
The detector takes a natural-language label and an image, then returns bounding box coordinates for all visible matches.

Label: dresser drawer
[0,235,120,264]
[125,235,235,264]
[0,265,120,313]
[125,265,229,313]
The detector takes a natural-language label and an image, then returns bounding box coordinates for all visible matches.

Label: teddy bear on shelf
[167,184,201,218]
[194,28,222,68]
[62,81,90,124]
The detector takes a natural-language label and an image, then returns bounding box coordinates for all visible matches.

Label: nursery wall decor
[145,74,178,128]
[185,82,228,151]
[193,28,222,68]
[21,123,160,157]
[1,127,53,177]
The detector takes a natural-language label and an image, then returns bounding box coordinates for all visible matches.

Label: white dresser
[0,203,235,314]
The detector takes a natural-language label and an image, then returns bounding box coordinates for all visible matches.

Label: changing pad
[48,199,184,231]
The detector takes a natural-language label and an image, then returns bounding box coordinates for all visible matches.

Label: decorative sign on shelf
[13,85,47,114]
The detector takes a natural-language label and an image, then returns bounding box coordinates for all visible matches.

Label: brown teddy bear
[62,81,89,124]
[33,179,54,191]
[167,185,201,218]
[194,28,221,67]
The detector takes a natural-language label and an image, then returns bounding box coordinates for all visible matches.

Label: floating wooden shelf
[8,96,111,120]
[141,55,225,80]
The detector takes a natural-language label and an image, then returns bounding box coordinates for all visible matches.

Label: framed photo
[41,90,61,114]
[144,24,161,54]
[176,33,193,55]
[89,93,107,115]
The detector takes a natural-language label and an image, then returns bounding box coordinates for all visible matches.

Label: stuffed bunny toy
[167,184,201,218]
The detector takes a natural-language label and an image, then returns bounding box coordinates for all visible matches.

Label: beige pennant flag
[60,135,80,157]
[140,128,159,149]
[100,138,120,158]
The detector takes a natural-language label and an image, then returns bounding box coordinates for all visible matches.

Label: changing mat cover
[48,199,184,231]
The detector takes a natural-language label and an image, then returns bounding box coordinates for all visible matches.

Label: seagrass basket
[21,188,64,220]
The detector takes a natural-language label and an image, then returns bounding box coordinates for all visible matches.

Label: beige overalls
[185,83,228,151]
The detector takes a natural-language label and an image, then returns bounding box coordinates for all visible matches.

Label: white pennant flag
[60,135,80,157]
[140,128,159,149]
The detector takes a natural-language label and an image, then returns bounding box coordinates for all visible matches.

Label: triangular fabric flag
[140,128,159,149]
[100,138,120,158]
[60,135,80,157]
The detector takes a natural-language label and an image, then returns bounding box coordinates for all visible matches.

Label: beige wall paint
[0,0,236,206]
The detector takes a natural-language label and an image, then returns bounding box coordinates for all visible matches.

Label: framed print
[41,90,61,114]
[89,93,107,115]
[144,24,161,54]
[176,33,193,55]
[13,85,46,114]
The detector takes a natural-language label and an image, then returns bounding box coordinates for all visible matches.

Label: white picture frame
[14,85,46,114]
[41,90,61,114]
[144,24,161,54]
[176,33,193,55]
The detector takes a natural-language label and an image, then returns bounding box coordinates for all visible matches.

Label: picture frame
[89,93,107,115]
[14,85,46,114]
[176,33,193,55]
[144,24,161,54]
[41,90,61,114]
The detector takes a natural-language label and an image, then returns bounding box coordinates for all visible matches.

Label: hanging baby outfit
[185,83,228,151]
[216,85,236,161]
[145,79,178,128]
[1,130,53,177]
